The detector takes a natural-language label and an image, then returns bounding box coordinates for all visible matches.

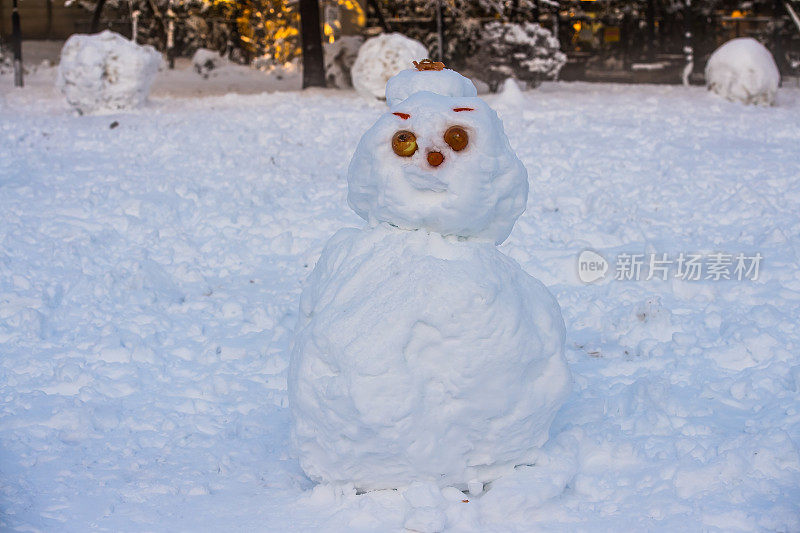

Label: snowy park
[2,19,800,531]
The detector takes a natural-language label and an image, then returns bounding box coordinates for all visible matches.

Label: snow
[56,30,163,114]
[1,61,800,531]
[191,48,226,78]
[495,77,525,107]
[350,33,427,100]
[348,92,528,245]
[290,226,569,491]
[385,68,477,106]
[705,37,780,106]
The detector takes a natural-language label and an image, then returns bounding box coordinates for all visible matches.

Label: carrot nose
[427,151,444,167]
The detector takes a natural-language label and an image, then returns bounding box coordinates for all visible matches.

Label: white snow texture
[290,70,567,491]
[705,37,780,105]
[348,91,529,245]
[4,59,800,531]
[350,32,428,100]
[56,30,162,114]
[290,226,569,490]
[385,68,478,106]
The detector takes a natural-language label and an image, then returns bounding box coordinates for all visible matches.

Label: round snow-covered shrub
[468,22,566,91]
[350,33,427,99]
[705,38,780,106]
[56,30,163,115]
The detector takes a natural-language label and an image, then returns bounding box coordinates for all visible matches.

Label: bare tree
[299,0,326,88]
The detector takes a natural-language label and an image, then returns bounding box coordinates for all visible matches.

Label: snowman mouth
[404,169,448,192]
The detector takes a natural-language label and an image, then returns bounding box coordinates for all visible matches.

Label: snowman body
[289,73,570,491]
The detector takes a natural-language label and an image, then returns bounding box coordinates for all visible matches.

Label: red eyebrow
[453,107,474,112]
[393,112,410,119]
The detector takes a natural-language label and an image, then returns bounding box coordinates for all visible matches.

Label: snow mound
[289,226,570,491]
[350,33,427,100]
[495,77,525,107]
[385,67,477,106]
[705,37,780,106]
[56,30,162,114]
[348,91,528,245]
[191,48,226,78]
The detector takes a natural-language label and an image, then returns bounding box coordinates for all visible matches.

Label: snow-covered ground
[1,64,800,531]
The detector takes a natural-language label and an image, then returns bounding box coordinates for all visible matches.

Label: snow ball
[385,67,477,106]
[347,91,528,245]
[350,32,427,100]
[192,48,225,78]
[705,37,780,106]
[56,30,163,115]
[289,227,570,491]
[466,480,484,496]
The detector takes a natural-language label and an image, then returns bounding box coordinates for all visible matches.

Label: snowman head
[347,68,528,245]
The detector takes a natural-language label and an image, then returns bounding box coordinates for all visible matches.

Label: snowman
[289,60,570,492]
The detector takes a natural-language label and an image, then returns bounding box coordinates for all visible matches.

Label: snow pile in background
[385,67,477,106]
[495,77,525,107]
[348,92,528,244]
[705,37,780,105]
[350,32,427,99]
[56,30,162,114]
[0,74,799,531]
[191,48,226,78]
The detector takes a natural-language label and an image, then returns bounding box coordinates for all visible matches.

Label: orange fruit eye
[392,130,417,157]
[444,126,469,151]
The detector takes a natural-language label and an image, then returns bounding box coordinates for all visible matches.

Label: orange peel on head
[413,59,446,71]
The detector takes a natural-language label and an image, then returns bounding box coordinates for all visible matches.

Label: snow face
[347,91,528,245]
[350,33,428,100]
[289,225,570,491]
[56,30,162,114]
[705,37,780,105]
[385,67,477,106]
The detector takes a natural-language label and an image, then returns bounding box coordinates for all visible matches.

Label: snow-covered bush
[468,22,566,91]
[192,48,226,78]
[705,37,780,106]
[56,30,163,115]
[350,33,428,99]
[323,35,364,89]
